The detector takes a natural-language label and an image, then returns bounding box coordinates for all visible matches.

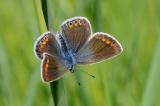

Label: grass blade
[141,36,160,106]
[34,0,47,33]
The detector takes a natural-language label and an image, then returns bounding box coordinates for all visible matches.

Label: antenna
[74,67,96,78]
[73,69,96,86]
[81,70,96,78]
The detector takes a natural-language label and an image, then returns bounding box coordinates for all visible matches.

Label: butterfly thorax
[59,35,76,72]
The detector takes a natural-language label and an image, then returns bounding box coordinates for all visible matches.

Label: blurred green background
[0,0,160,106]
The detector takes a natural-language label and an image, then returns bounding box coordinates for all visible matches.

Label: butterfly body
[59,35,76,72]
[34,17,123,83]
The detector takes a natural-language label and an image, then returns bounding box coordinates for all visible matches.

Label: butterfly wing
[34,32,61,60]
[41,53,67,82]
[60,17,92,53]
[76,32,123,64]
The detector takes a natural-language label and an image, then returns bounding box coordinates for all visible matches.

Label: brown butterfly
[34,17,123,83]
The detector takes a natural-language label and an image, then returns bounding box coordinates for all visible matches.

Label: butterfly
[34,17,123,83]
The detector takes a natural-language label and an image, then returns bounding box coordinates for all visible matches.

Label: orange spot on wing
[44,72,49,81]
[42,41,46,45]
[74,20,78,26]
[110,42,115,48]
[106,40,110,44]
[45,63,48,68]
[102,38,106,42]
[40,45,44,49]
[44,65,48,73]
[69,22,73,28]
[78,20,82,26]
[46,38,49,42]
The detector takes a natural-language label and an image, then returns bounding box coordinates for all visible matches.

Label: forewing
[60,17,92,53]
[41,53,67,82]
[34,32,61,60]
[76,32,123,64]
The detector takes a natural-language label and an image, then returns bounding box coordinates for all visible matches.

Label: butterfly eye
[68,22,73,28]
